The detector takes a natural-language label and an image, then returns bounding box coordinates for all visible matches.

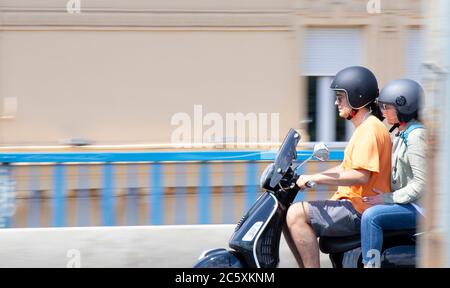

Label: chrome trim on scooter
[198,248,227,260]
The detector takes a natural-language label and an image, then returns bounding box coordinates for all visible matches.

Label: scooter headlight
[260,163,275,190]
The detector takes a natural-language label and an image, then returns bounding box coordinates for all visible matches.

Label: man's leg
[282,222,304,267]
[286,201,320,268]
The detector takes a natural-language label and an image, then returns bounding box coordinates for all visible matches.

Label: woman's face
[380,103,399,124]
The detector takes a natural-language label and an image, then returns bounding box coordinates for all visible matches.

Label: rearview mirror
[312,143,329,161]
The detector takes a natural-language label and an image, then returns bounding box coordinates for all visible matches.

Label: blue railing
[0,151,345,163]
[0,150,344,228]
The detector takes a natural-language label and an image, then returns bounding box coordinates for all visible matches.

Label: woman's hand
[362,188,388,205]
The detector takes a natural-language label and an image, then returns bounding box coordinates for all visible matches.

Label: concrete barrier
[0,225,331,268]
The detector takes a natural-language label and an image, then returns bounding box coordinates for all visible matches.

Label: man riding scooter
[283,66,392,268]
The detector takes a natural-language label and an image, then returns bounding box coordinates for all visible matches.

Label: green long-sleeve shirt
[383,121,427,209]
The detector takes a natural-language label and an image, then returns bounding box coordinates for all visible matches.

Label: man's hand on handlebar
[296,175,317,190]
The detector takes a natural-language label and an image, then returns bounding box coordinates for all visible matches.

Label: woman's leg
[361,204,417,267]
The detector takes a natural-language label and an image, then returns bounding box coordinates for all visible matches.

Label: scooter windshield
[269,129,301,188]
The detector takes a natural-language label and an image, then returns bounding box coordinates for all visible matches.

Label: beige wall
[0,0,423,148]
[0,30,298,145]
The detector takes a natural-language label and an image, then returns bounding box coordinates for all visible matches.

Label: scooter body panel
[193,248,246,268]
[229,192,284,268]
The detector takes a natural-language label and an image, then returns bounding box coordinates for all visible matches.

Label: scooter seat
[319,234,361,254]
[319,229,416,254]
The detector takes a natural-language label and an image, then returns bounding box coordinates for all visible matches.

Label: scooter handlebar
[291,173,316,190]
[305,181,316,189]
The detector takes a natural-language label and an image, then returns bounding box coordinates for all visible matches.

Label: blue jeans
[360,204,417,265]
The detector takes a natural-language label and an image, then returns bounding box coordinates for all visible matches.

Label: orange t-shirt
[331,115,392,214]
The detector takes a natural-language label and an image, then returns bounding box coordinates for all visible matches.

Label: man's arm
[313,169,370,186]
[319,164,343,175]
[297,168,370,188]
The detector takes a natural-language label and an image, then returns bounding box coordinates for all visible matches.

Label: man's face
[334,91,353,119]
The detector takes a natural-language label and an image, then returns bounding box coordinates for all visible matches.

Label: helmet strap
[389,123,400,133]
[346,109,358,120]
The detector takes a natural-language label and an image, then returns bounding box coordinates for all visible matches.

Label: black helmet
[330,66,379,109]
[379,79,423,123]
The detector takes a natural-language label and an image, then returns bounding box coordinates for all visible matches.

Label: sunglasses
[335,94,345,103]
[379,102,395,110]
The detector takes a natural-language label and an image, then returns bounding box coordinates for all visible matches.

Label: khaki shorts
[307,200,361,237]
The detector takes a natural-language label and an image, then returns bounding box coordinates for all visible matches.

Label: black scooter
[194,129,416,268]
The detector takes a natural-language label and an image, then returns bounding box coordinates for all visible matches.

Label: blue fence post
[150,163,163,225]
[53,164,66,227]
[222,162,234,224]
[77,165,90,227]
[245,161,258,212]
[198,162,210,224]
[102,163,115,226]
[0,164,15,228]
[175,163,187,225]
[126,164,139,226]
[28,166,41,228]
